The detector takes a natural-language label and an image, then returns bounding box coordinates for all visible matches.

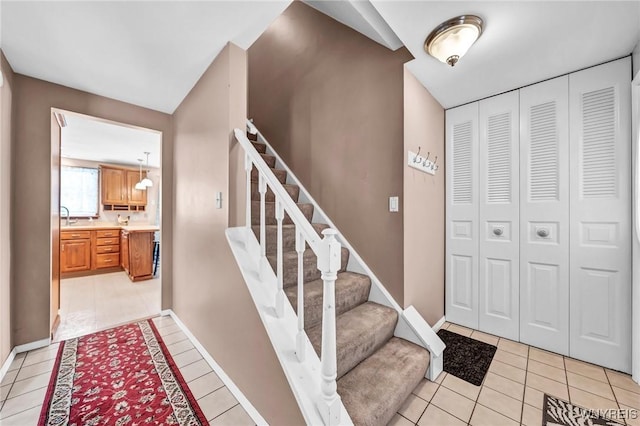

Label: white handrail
[234,127,343,425]
[234,128,323,253]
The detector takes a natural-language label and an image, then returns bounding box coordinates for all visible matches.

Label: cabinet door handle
[537,228,550,238]
[72,234,80,238]
[493,228,503,236]
[105,259,112,263]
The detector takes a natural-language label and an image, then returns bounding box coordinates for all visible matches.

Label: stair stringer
[252,122,445,381]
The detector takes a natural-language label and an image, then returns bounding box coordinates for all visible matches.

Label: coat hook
[414,146,421,162]
[431,156,438,171]
[422,152,430,166]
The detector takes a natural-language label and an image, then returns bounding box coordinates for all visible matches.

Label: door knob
[537,228,549,238]
[493,228,504,236]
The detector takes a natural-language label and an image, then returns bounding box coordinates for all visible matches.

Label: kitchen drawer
[96,245,119,254]
[96,237,119,246]
[61,231,91,240]
[96,253,119,268]
[96,229,119,238]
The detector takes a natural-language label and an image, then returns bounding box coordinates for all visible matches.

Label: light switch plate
[216,192,222,209]
[389,196,399,212]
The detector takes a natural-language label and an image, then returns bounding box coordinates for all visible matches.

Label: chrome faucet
[61,206,70,226]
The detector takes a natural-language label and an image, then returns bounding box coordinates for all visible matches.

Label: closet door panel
[479,91,520,340]
[446,103,479,328]
[519,76,570,355]
[569,58,631,372]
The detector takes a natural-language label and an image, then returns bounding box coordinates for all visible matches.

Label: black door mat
[436,328,497,386]
[543,394,625,425]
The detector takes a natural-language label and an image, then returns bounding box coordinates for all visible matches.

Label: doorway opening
[51,109,163,341]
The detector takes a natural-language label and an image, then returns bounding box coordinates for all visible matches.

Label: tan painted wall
[248,2,413,304]
[172,42,303,425]
[403,67,445,326]
[11,74,173,345]
[1,51,14,364]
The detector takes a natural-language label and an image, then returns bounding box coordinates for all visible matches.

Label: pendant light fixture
[135,159,146,190]
[424,15,483,67]
[140,151,153,188]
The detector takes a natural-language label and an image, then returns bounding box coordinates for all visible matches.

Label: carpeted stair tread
[251,167,287,184]
[338,337,430,426]
[252,223,329,255]
[285,271,371,330]
[251,182,300,203]
[307,302,398,380]
[247,132,258,141]
[260,153,276,168]
[251,141,266,153]
[251,201,313,226]
[267,247,349,288]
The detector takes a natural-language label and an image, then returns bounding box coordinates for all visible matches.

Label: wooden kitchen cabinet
[101,165,147,210]
[126,170,147,206]
[61,239,91,273]
[120,230,130,273]
[101,167,126,204]
[120,230,154,281]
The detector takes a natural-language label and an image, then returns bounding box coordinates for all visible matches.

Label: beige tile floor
[390,322,640,426]
[0,316,255,425]
[55,271,161,341]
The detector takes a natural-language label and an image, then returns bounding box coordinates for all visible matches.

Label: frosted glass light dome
[425,15,483,67]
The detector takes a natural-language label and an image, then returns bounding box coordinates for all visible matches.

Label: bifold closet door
[478,91,520,340]
[446,103,479,329]
[569,58,632,373]
[519,76,570,355]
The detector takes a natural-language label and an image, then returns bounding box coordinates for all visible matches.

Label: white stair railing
[235,127,343,425]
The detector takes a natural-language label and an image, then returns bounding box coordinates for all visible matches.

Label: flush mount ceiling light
[424,15,483,67]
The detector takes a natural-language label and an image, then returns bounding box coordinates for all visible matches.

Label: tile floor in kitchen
[0,315,255,425]
[390,322,640,426]
[54,271,161,341]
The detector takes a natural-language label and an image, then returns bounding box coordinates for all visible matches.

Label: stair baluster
[244,154,252,228]
[275,197,285,317]
[317,229,342,425]
[295,227,305,362]
[259,174,267,279]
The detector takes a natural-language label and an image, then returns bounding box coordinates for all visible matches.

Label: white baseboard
[15,338,50,353]
[0,348,17,383]
[164,310,268,426]
[432,316,446,332]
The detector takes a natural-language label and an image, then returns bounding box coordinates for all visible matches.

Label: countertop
[61,223,159,232]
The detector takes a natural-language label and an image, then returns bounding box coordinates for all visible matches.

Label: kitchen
[54,111,162,341]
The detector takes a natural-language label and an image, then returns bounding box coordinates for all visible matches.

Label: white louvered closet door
[569,58,632,372]
[446,103,479,329]
[478,91,520,340]
[519,76,570,355]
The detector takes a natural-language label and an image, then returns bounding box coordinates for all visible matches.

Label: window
[61,166,99,217]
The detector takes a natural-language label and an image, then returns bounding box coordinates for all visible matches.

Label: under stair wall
[172,43,304,425]
[248,1,413,305]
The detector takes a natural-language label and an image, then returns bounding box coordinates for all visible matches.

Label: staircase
[246,134,430,425]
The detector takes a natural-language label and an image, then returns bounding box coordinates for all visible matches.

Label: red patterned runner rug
[39,319,209,425]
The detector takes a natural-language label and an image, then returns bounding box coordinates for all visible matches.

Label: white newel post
[275,198,285,317]
[259,174,267,279]
[296,227,306,362]
[317,229,342,425]
[245,154,252,229]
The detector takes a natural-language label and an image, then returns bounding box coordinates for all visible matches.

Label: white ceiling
[2,1,639,113]
[1,1,292,113]
[61,113,162,169]
[370,1,640,109]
